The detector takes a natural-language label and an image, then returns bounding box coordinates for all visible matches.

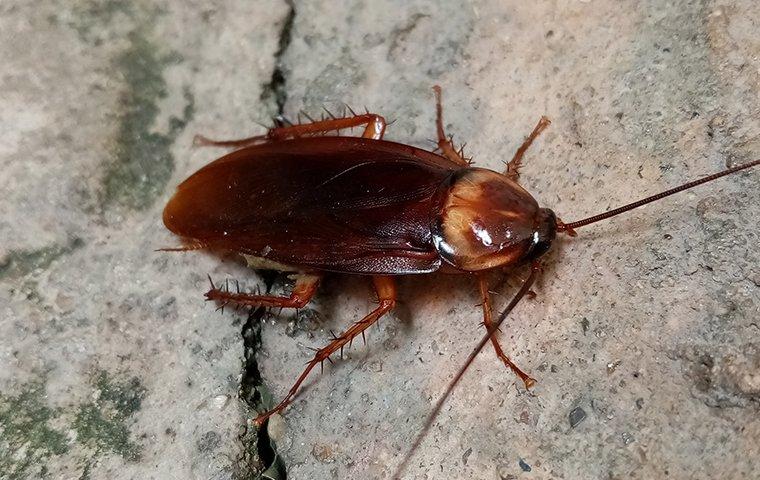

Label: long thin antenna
[558,159,760,232]
[392,262,541,479]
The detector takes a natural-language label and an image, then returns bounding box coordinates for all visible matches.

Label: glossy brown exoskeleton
[162,86,759,453]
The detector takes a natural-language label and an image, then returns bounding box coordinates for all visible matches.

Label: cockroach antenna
[393,263,541,479]
[557,159,760,233]
[393,158,759,478]
[163,81,759,478]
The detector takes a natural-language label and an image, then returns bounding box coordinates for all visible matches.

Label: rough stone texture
[2,1,759,480]
[0,1,288,479]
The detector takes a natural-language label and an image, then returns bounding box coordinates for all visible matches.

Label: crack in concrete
[260,1,296,114]
[238,2,296,478]
[238,284,286,479]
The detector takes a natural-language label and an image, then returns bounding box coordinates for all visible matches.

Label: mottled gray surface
[1,1,287,479]
[1,1,759,480]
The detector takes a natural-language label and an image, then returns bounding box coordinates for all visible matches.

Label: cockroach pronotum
[162,86,758,476]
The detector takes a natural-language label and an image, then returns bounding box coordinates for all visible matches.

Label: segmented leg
[206,273,320,309]
[392,263,541,480]
[478,275,536,388]
[432,85,470,167]
[505,116,551,182]
[157,238,208,252]
[194,112,387,149]
[254,275,397,425]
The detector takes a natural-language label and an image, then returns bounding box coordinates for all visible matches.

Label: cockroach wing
[163,137,460,274]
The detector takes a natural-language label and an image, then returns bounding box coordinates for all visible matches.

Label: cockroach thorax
[433,168,557,271]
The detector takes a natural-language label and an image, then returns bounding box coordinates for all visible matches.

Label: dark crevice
[260,1,295,114]
[238,272,284,479]
[239,4,296,479]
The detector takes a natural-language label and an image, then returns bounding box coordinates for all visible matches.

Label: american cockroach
[162,86,758,476]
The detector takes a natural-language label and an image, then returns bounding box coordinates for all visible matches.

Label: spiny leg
[432,85,470,167]
[392,263,541,480]
[194,112,387,149]
[478,275,536,388]
[254,275,397,425]
[206,273,320,309]
[157,238,208,252]
[505,116,551,182]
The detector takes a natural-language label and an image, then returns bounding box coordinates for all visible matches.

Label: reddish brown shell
[163,137,462,274]
[432,168,544,271]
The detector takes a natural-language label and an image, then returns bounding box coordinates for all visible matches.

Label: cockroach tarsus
[162,86,759,477]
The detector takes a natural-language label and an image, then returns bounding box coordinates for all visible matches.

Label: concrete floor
[1,1,758,479]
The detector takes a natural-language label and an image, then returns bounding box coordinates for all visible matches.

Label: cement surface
[1,1,758,479]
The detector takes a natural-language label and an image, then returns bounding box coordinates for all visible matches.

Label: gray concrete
[1,1,288,478]
[1,1,758,479]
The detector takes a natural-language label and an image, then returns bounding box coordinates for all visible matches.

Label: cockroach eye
[524,208,557,261]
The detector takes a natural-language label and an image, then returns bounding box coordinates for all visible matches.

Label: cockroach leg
[194,113,387,150]
[269,112,387,140]
[206,273,320,309]
[505,116,551,182]
[432,85,470,167]
[192,132,270,149]
[393,264,541,479]
[477,275,536,388]
[156,238,208,252]
[254,275,397,425]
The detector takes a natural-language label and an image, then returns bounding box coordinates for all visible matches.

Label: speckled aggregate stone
[1,1,288,478]
[1,1,759,480]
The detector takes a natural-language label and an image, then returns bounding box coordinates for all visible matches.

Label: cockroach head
[433,168,557,271]
[526,207,557,260]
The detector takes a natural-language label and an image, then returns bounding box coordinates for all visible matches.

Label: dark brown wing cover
[163,137,460,274]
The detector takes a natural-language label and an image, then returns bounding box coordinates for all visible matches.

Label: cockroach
[162,86,758,476]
